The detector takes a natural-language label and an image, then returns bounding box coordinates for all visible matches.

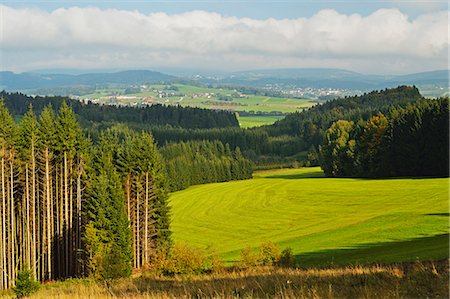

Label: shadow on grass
[122,254,449,298]
[265,170,448,181]
[295,234,450,268]
[265,171,325,179]
[426,213,450,217]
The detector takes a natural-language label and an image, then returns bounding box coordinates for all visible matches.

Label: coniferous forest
[0,102,172,289]
[319,97,449,177]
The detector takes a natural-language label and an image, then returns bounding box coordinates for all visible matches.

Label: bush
[277,247,296,267]
[205,246,225,273]
[239,246,259,268]
[14,267,40,298]
[259,241,281,266]
[164,243,206,274]
[210,254,225,273]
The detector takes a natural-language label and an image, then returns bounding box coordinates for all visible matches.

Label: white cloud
[0,5,448,73]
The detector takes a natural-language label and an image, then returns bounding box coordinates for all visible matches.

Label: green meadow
[169,167,449,266]
[82,83,315,116]
[238,115,284,128]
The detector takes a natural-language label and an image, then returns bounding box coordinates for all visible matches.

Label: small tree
[278,247,296,267]
[239,246,259,268]
[14,267,40,298]
[259,241,281,266]
[165,243,206,274]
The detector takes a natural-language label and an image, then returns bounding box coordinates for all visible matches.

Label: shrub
[14,267,40,298]
[204,246,225,273]
[209,253,225,273]
[148,247,169,274]
[278,247,296,267]
[239,246,259,268]
[164,243,206,274]
[259,241,281,266]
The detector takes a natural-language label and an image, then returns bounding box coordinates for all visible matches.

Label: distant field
[169,167,449,266]
[238,115,284,128]
[81,83,315,116]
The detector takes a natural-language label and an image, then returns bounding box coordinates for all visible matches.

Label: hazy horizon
[1,1,448,75]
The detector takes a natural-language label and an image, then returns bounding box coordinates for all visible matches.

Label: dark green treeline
[0,102,170,290]
[1,91,239,129]
[160,140,253,192]
[319,97,449,178]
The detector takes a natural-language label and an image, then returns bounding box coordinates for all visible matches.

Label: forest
[319,97,449,177]
[0,102,167,289]
[161,140,253,191]
[0,91,239,129]
[1,86,430,166]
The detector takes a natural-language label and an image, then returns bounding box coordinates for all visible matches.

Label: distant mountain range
[219,68,449,90]
[0,70,175,90]
[0,68,448,92]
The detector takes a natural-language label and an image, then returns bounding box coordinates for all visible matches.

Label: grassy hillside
[169,167,449,266]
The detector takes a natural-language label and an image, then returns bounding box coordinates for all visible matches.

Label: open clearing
[238,115,284,128]
[169,167,449,266]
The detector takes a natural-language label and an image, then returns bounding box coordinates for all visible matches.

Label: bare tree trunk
[68,158,73,276]
[76,159,82,276]
[64,152,69,277]
[144,172,149,265]
[136,185,140,268]
[36,178,41,281]
[10,155,16,287]
[131,176,136,269]
[25,164,31,272]
[60,164,64,277]
[55,164,60,278]
[29,161,36,279]
[0,156,4,290]
[2,156,7,288]
[31,142,38,279]
[45,148,52,280]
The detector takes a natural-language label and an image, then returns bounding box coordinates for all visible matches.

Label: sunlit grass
[9,260,447,299]
[170,167,449,265]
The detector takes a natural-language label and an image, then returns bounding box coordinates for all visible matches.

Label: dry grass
[1,260,448,298]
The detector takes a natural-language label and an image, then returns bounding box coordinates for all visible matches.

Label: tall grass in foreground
[1,260,447,298]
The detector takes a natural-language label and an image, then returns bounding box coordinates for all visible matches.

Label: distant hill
[1,68,448,93]
[0,70,175,90]
[218,68,449,90]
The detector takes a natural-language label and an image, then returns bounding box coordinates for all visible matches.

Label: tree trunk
[136,186,140,268]
[31,142,38,279]
[0,156,4,289]
[25,164,31,274]
[64,152,69,277]
[76,159,82,276]
[45,148,52,280]
[144,172,149,265]
[10,155,15,287]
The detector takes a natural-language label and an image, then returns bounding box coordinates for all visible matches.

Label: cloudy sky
[1,1,448,74]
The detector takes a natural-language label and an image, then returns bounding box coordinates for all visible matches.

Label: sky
[0,1,448,74]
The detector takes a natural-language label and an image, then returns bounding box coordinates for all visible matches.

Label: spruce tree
[84,134,132,279]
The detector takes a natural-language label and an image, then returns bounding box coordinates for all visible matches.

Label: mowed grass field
[238,115,284,128]
[169,167,449,266]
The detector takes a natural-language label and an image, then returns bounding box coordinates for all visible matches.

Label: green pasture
[169,167,449,266]
[81,84,315,114]
[238,115,284,128]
